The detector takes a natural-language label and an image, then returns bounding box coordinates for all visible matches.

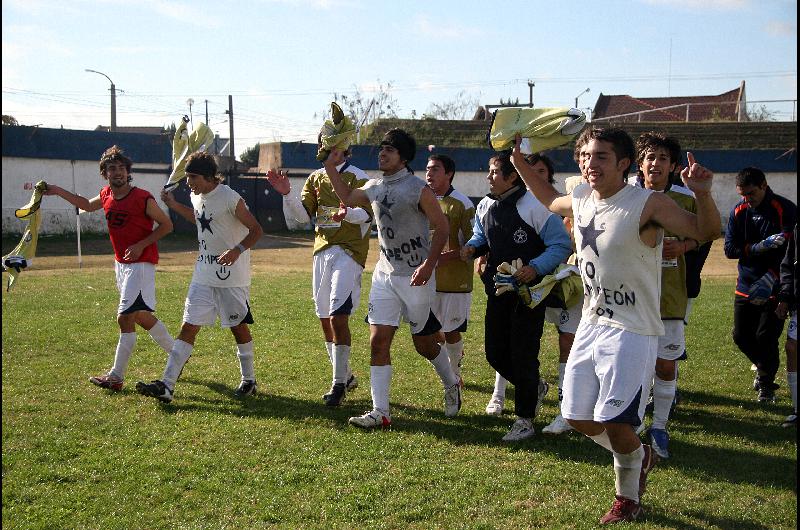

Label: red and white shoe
[348,410,391,430]
[599,495,643,524]
[89,373,123,391]
[639,443,659,500]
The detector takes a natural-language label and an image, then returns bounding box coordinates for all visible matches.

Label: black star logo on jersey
[378,194,394,220]
[578,215,604,257]
[198,211,214,233]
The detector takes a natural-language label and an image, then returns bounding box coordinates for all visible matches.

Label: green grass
[2,267,797,529]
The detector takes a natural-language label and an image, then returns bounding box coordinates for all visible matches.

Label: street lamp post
[574,88,591,110]
[85,69,116,132]
[187,98,195,127]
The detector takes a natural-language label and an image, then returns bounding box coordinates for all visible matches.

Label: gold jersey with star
[435,186,475,293]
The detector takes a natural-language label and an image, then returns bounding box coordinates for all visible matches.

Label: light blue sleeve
[466,211,487,249]
[529,215,572,276]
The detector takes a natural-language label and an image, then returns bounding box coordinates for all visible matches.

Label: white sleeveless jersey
[572,183,664,336]
[190,184,251,288]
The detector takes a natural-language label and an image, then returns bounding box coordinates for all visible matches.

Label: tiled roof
[593,85,744,122]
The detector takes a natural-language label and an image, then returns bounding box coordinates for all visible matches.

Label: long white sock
[333,344,350,384]
[429,347,459,388]
[445,340,464,378]
[493,372,508,399]
[147,320,174,353]
[236,341,255,382]
[652,376,677,430]
[614,445,644,502]
[788,371,797,412]
[325,341,334,366]
[162,339,193,390]
[370,365,392,415]
[557,362,567,402]
[589,430,614,452]
[110,332,137,379]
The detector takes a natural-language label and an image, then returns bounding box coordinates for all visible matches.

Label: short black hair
[581,127,635,179]
[489,151,520,186]
[185,151,223,182]
[428,154,456,182]
[99,145,133,182]
[524,153,556,184]
[380,128,417,163]
[736,167,766,187]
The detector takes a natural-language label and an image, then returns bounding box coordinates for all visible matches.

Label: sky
[2,0,797,159]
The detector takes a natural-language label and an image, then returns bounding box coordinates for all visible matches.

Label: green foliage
[239,143,261,168]
[2,114,20,126]
[2,271,797,528]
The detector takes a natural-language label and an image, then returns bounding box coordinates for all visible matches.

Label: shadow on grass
[648,508,777,530]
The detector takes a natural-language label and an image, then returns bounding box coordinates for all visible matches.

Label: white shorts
[432,292,471,333]
[545,301,582,335]
[115,261,156,314]
[657,320,686,361]
[788,311,797,342]
[182,282,253,328]
[561,321,658,425]
[368,269,439,335]
[312,246,363,318]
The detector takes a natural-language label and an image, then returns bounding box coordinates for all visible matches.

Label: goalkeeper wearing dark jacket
[724,167,796,401]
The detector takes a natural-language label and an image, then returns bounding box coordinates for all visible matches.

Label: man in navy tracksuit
[724,167,796,401]
[462,151,572,441]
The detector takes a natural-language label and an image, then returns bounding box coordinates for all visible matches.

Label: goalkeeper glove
[748,271,777,305]
[749,233,786,255]
[494,272,517,295]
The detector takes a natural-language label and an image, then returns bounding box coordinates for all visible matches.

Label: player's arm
[43,184,102,212]
[411,186,450,286]
[323,148,370,209]
[217,199,264,267]
[123,198,174,261]
[511,135,573,218]
[266,169,314,223]
[160,189,195,224]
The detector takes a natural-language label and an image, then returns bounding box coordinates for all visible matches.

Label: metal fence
[592,99,797,123]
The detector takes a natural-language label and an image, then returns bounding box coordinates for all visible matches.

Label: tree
[423,90,481,120]
[240,143,261,168]
[746,104,776,122]
[315,79,399,126]
[2,115,20,126]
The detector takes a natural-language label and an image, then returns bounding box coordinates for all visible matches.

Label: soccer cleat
[649,428,671,459]
[323,383,346,407]
[89,373,123,391]
[757,382,779,402]
[135,380,173,403]
[638,443,659,500]
[753,376,760,392]
[348,410,391,430]
[535,380,549,418]
[502,418,535,442]
[781,414,797,428]
[599,496,643,524]
[444,383,462,417]
[485,395,504,416]
[542,414,574,435]
[345,374,358,392]
[234,379,257,397]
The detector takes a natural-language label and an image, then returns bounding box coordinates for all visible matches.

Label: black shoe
[323,374,357,401]
[323,383,346,407]
[753,377,760,392]
[234,380,257,397]
[757,382,779,402]
[135,380,173,403]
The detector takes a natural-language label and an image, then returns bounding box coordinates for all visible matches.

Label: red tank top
[100,186,159,264]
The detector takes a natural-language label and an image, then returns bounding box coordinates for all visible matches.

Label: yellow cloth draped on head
[165,116,216,189]
[488,107,586,153]
[317,102,356,162]
[2,181,47,291]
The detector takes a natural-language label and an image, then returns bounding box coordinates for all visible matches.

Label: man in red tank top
[44,145,174,392]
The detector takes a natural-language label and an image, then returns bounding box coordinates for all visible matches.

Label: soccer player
[630,132,705,459]
[425,154,475,385]
[776,223,798,427]
[513,127,721,523]
[265,145,372,406]
[43,145,174,391]
[325,128,462,429]
[136,152,264,403]
[462,151,572,441]
[724,167,796,402]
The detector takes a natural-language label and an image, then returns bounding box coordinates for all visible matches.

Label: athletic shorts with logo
[432,292,471,333]
[115,261,156,314]
[312,245,363,318]
[561,320,658,425]
[545,301,581,335]
[182,282,254,328]
[368,269,439,335]
[656,319,686,361]
[789,311,797,341]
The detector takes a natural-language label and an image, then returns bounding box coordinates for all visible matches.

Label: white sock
[557,362,567,402]
[370,365,392,415]
[147,320,174,353]
[493,372,508,399]
[325,341,334,366]
[429,347,459,388]
[589,430,614,452]
[445,340,464,378]
[236,341,255,382]
[333,344,350,384]
[110,332,137,379]
[788,371,797,412]
[652,376,677,430]
[614,445,644,502]
[162,339,193,390]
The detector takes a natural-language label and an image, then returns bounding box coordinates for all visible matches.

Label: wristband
[236,244,246,253]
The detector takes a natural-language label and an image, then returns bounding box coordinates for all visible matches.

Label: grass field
[2,235,797,529]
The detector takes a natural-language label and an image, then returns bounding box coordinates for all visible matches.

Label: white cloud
[764,20,796,37]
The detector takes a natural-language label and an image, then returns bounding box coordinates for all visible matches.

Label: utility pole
[85,69,116,131]
[205,99,209,125]
[528,80,535,108]
[226,95,235,181]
